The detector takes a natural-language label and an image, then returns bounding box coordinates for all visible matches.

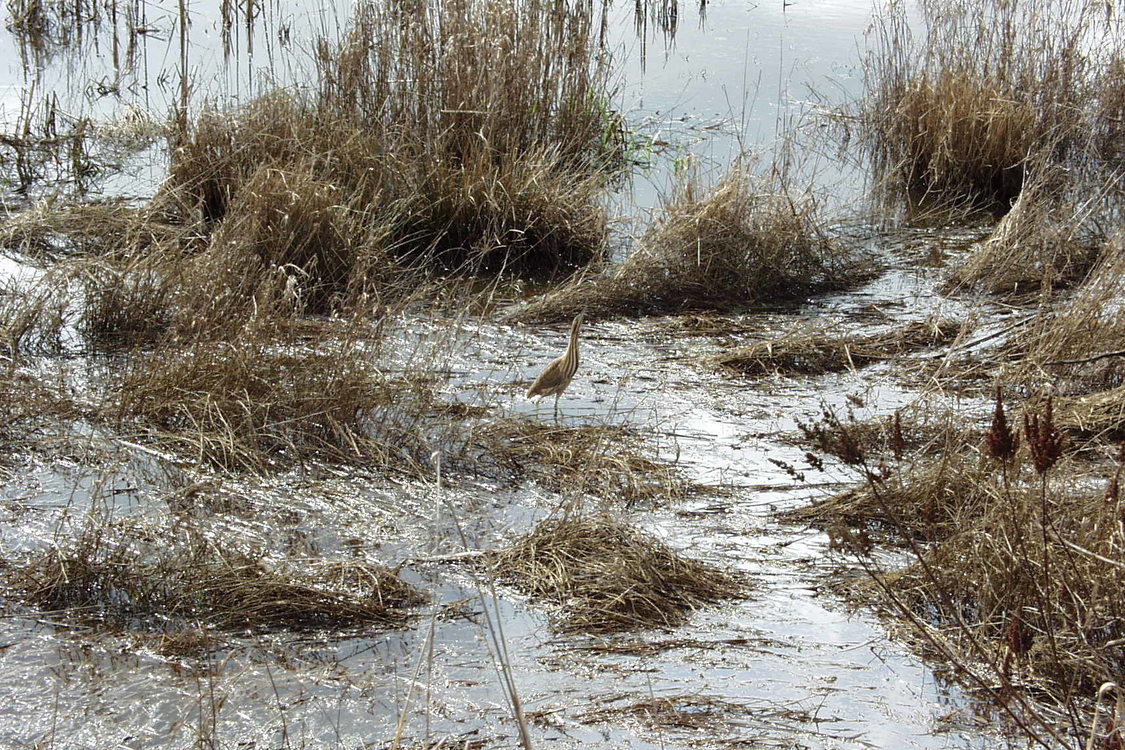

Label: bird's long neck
[566,319,581,368]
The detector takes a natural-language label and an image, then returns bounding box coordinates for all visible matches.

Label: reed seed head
[1023,395,1064,475]
[985,385,1018,463]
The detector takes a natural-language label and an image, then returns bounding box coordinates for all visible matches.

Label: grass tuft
[861,0,1125,213]
[712,319,958,376]
[489,516,744,633]
[513,165,861,322]
[472,419,693,505]
[105,335,438,474]
[942,164,1110,298]
[10,520,425,632]
[161,0,619,290]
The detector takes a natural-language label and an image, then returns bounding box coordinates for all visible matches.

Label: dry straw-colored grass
[712,319,958,376]
[489,517,744,634]
[862,0,1125,213]
[10,519,425,632]
[793,393,1125,708]
[472,419,692,505]
[162,0,617,293]
[513,165,860,323]
[1007,230,1125,391]
[105,335,438,474]
[0,363,77,474]
[943,164,1111,298]
[579,694,761,733]
[1,0,621,352]
[1056,388,1125,442]
[0,272,69,355]
[0,199,177,261]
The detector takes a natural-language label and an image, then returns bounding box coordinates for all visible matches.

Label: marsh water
[0,1,1033,748]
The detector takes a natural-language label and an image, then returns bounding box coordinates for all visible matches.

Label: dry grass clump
[76,260,177,350]
[868,69,1035,211]
[1008,231,1125,391]
[0,364,77,470]
[9,520,424,632]
[785,451,995,540]
[862,0,1125,213]
[648,313,765,339]
[579,694,760,733]
[512,166,860,323]
[795,391,1125,708]
[943,165,1110,298]
[106,336,436,474]
[161,0,617,289]
[489,517,744,633]
[0,0,620,358]
[205,164,364,315]
[472,419,691,505]
[1056,388,1125,441]
[713,319,958,376]
[0,199,173,261]
[0,272,69,354]
[868,468,1125,702]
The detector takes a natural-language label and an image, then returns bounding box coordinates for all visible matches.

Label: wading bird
[526,311,584,422]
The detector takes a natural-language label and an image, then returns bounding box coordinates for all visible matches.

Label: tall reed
[862,0,1125,213]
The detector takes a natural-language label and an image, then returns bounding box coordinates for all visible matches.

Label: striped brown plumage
[526,312,584,421]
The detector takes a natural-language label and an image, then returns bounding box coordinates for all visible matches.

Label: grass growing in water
[1007,230,1125,391]
[104,332,441,475]
[514,165,860,322]
[942,164,1111,298]
[861,0,1125,214]
[472,418,694,505]
[712,319,958,376]
[162,0,620,296]
[10,518,425,632]
[489,516,744,634]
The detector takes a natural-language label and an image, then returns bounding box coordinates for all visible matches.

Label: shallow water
[0,1,1041,748]
[0,227,1023,749]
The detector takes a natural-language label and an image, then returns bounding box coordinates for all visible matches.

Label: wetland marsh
[0,0,1123,748]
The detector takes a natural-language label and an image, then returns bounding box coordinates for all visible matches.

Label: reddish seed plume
[1024,396,1064,475]
[1006,611,1032,655]
[890,411,905,461]
[1108,443,1125,503]
[985,386,1018,462]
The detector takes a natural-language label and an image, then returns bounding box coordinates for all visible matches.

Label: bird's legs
[553,393,561,424]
